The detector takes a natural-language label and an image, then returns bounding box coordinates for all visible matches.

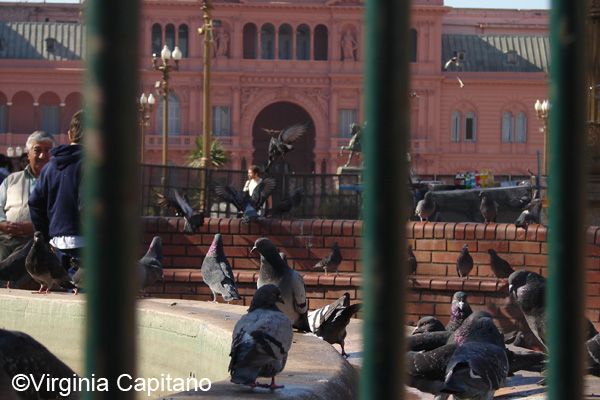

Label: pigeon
[307,292,362,357]
[69,256,84,295]
[487,249,515,280]
[313,242,342,276]
[440,317,509,400]
[155,190,182,216]
[138,236,164,296]
[229,284,293,390]
[457,76,465,88]
[406,341,458,397]
[251,237,311,332]
[213,178,277,224]
[173,190,205,234]
[263,121,312,172]
[446,291,473,332]
[456,244,474,280]
[407,245,418,275]
[201,233,241,302]
[0,238,33,288]
[406,330,453,352]
[515,198,543,227]
[443,56,462,71]
[448,310,495,346]
[268,188,304,216]
[479,191,498,223]
[415,191,436,222]
[0,329,78,399]
[412,316,446,335]
[25,232,75,294]
[508,270,547,349]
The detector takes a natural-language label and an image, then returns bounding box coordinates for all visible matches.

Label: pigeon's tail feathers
[440,371,469,395]
[55,277,76,290]
[340,303,362,320]
[294,312,311,333]
[230,368,259,385]
[222,282,242,301]
[183,213,205,234]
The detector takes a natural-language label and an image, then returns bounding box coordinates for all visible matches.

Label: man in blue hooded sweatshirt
[29,109,84,272]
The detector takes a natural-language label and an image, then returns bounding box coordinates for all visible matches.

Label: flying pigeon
[25,232,75,294]
[515,198,543,227]
[0,238,33,288]
[412,316,446,335]
[201,233,241,303]
[268,188,304,217]
[155,190,182,216]
[457,77,465,88]
[415,191,436,222]
[307,292,362,357]
[138,236,164,296]
[213,178,277,224]
[263,121,312,172]
[487,249,515,280]
[0,329,78,399]
[479,191,498,223]
[173,190,205,234]
[229,284,293,390]
[251,237,311,332]
[508,270,547,349]
[443,56,462,71]
[407,245,418,276]
[456,244,474,280]
[446,291,473,332]
[313,242,343,276]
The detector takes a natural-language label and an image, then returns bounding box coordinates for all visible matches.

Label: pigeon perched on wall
[415,191,436,222]
[515,198,543,228]
[213,178,277,224]
[456,244,474,280]
[479,191,498,223]
[408,245,418,276]
[251,237,311,332]
[201,233,241,303]
[229,284,293,390]
[307,292,361,357]
[313,242,343,276]
[0,329,78,399]
[508,270,547,349]
[487,249,515,280]
[25,232,75,294]
[412,316,446,335]
[446,291,473,332]
[138,236,164,296]
[0,238,33,288]
[263,121,312,172]
[268,188,304,217]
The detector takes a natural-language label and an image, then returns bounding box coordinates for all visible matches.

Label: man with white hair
[0,130,55,264]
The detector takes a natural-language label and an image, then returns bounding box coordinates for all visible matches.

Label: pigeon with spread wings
[262,121,312,172]
[213,178,276,224]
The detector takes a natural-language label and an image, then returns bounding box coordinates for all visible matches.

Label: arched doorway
[252,101,315,173]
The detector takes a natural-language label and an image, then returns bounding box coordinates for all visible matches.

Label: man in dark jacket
[28,110,84,272]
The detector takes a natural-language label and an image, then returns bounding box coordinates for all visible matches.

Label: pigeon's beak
[509,284,516,297]
[277,295,285,304]
[457,301,464,310]
[250,246,257,254]
[411,326,419,335]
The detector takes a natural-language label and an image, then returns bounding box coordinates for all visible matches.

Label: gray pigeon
[263,121,312,172]
[456,244,474,280]
[479,191,498,223]
[508,270,547,349]
[446,291,473,332]
[313,242,342,276]
[487,249,515,280]
[268,188,304,216]
[307,292,362,357]
[515,198,543,227]
[0,238,33,289]
[412,316,445,335]
[0,329,78,399]
[251,237,311,332]
[440,317,509,400]
[407,245,418,275]
[229,284,293,390]
[25,232,75,294]
[415,191,436,222]
[213,178,277,224]
[201,233,241,302]
[173,190,205,234]
[138,236,164,296]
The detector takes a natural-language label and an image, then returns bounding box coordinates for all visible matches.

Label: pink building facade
[0,0,549,176]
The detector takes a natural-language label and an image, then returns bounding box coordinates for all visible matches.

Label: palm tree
[185,136,231,168]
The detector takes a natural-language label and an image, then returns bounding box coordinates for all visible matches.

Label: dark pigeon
[448,310,495,346]
[251,237,311,332]
[0,238,33,288]
[201,233,241,302]
[173,190,205,234]
[515,198,543,228]
[415,191,436,222]
[263,121,312,172]
[229,284,293,390]
[508,270,547,349]
[446,291,473,332]
[313,242,343,276]
[155,190,182,216]
[70,256,84,295]
[456,244,474,280]
[0,329,78,399]
[25,232,75,294]
[487,249,515,280]
[268,188,304,217]
[407,245,418,275]
[138,236,164,296]
[213,178,277,224]
[307,292,362,357]
[406,330,453,352]
[412,316,445,335]
[479,191,498,223]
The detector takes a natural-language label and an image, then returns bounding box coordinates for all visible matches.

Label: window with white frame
[501,110,527,143]
[451,110,461,142]
[212,106,231,136]
[465,110,476,141]
[338,109,357,138]
[41,106,59,135]
[501,111,513,142]
[515,111,527,142]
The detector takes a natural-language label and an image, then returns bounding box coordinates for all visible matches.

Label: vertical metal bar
[361,0,409,399]
[84,0,140,399]
[547,0,588,399]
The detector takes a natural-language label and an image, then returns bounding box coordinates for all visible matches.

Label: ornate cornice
[240,75,330,86]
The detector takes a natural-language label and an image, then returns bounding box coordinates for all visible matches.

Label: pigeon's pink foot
[5,282,10,289]
[268,377,284,390]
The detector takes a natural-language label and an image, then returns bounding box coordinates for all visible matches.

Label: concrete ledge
[0,289,359,399]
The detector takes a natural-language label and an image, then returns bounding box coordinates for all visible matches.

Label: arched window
[158,92,181,136]
[515,111,527,142]
[41,106,59,135]
[152,23,162,56]
[0,105,6,133]
[408,29,417,62]
[165,24,176,52]
[501,111,513,142]
[243,23,257,59]
[178,24,189,58]
[465,110,477,141]
[296,24,310,60]
[261,24,275,59]
[278,24,293,60]
[314,24,328,61]
[451,111,461,142]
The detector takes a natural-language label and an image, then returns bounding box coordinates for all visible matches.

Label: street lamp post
[138,93,155,164]
[535,99,551,175]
